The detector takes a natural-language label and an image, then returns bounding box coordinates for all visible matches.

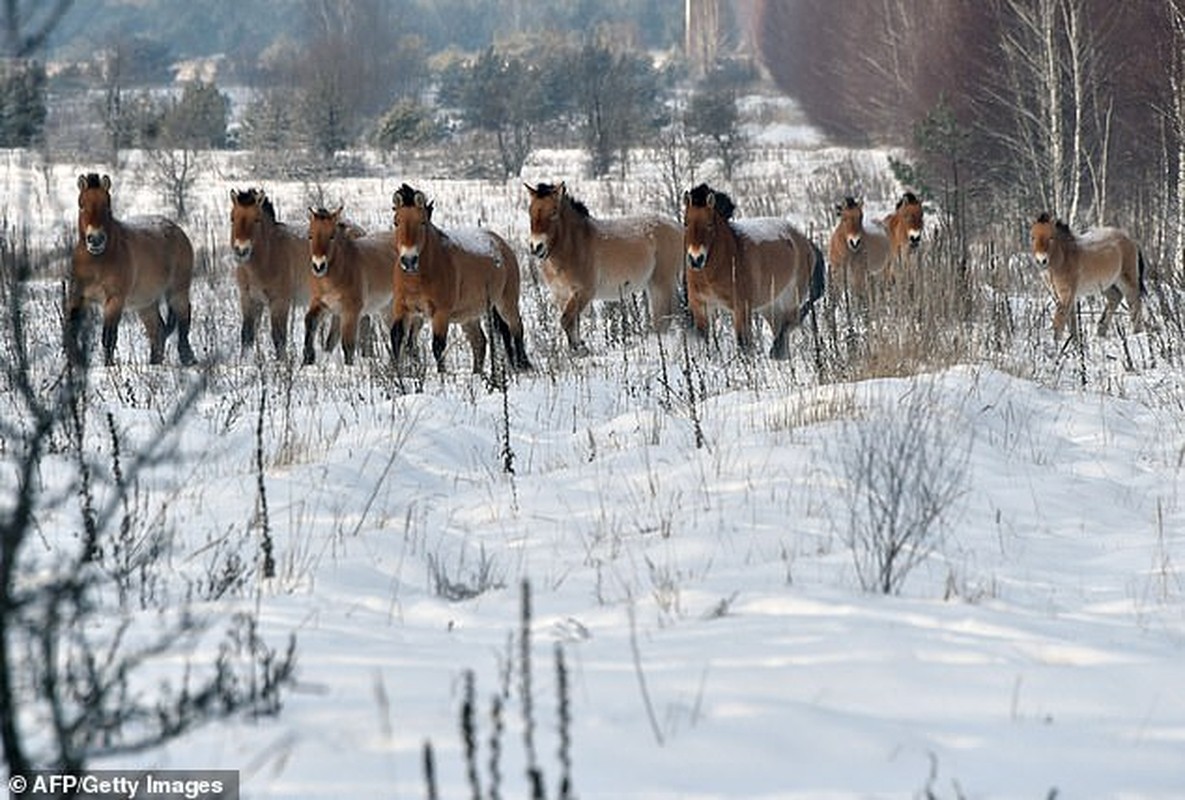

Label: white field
[2,99,1183,799]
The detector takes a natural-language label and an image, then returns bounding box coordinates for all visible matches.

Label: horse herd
[64,172,1148,371]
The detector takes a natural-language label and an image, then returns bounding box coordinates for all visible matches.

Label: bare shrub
[831,379,971,594]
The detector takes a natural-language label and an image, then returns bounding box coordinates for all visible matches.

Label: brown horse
[682,183,825,359]
[883,191,925,279]
[66,173,196,366]
[827,196,891,298]
[303,206,395,366]
[1030,213,1146,341]
[391,183,531,374]
[230,187,320,357]
[525,181,683,355]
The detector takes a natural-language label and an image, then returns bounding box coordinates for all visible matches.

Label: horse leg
[302,302,326,365]
[136,305,165,365]
[169,290,196,366]
[340,307,361,366]
[493,301,532,371]
[236,267,262,354]
[1052,297,1073,343]
[462,319,486,374]
[733,303,755,354]
[648,279,675,334]
[430,312,451,374]
[560,293,591,356]
[101,298,126,366]
[267,298,290,358]
[358,316,376,358]
[390,315,408,365]
[1098,286,1123,337]
[769,314,792,360]
[63,290,88,366]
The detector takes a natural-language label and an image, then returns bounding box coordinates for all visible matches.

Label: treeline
[756,0,1185,273]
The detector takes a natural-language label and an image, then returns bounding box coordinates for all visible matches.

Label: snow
[3,131,1184,800]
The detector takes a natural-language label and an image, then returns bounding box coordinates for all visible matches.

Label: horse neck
[706,216,740,272]
[552,203,590,257]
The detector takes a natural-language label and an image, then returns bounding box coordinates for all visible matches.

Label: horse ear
[524,182,536,197]
[413,191,426,209]
[557,182,566,199]
[392,191,402,209]
[101,175,111,191]
[706,191,716,208]
[683,190,691,206]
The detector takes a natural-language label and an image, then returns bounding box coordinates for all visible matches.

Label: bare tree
[1169,0,1185,279]
[0,0,72,59]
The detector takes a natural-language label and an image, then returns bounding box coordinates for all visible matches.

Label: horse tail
[1138,250,1148,296]
[800,242,826,320]
[488,305,532,371]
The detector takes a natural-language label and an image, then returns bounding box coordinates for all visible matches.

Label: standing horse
[391,183,531,375]
[230,187,320,357]
[883,191,925,279]
[525,181,683,355]
[66,173,196,366]
[827,196,891,299]
[1030,212,1146,342]
[682,183,825,359]
[303,206,395,366]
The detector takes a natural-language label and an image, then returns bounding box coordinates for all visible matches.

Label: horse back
[1070,227,1137,292]
[582,215,678,298]
[445,228,520,319]
[734,219,813,309]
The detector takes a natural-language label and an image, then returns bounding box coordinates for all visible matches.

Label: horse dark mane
[841,196,860,210]
[533,182,590,218]
[311,207,337,221]
[234,188,277,222]
[394,182,435,219]
[82,173,105,190]
[897,191,920,208]
[687,183,735,220]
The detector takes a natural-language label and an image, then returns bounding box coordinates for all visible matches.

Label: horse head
[683,183,734,270]
[77,173,113,256]
[393,183,432,274]
[308,205,344,277]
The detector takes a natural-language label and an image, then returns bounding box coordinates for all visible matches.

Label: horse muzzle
[310,257,329,277]
[528,238,549,259]
[400,253,420,273]
[84,232,107,256]
[847,236,862,252]
[908,232,922,250]
[232,241,253,261]
[686,251,707,271]
[1033,253,1049,267]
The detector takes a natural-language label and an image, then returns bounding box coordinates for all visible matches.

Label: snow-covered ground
[3,104,1184,798]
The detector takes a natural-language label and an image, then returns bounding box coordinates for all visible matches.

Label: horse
[66,173,196,367]
[827,196,891,298]
[230,187,323,357]
[391,183,531,375]
[525,181,683,355]
[682,183,825,359]
[1030,212,1146,342]
[303,206,396,366]
[883,191,925,279]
